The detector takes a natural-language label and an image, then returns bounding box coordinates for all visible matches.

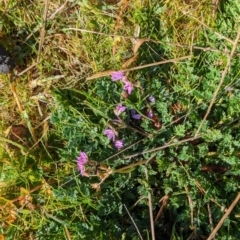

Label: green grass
[0,0,240,239]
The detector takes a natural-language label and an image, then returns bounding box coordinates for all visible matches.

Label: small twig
[124,135,201,159]
[207,203,214,236]
[35,99,43,117]
[195,28,240,136]
[123,204,144,240]
[49,0,68,20]
[113,160,147,173]
[100,138,144,163]
[16,63,37,77]
[34,115,51,130]
[146,153,158,165]
[128,197,147,211]
[207,193,240,240]
[64,225,72,240]
[27,128,48,152]
[60,172,81,187]
[126,124,151,138]
[185,186,195,230]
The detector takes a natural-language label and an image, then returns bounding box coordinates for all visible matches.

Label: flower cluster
[104,127,124,149]
[76,73,157,175]
[104,128,124,149]
[104,103,127,149]
[102,90,156,150]
[76,151,88,176]
[111,71,133,95]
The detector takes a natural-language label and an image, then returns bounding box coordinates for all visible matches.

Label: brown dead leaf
[122,54,139,69]
[5,208,17,224]
[133,38,151,55]
[18,187,37,210]
[7,124,31,150]
[122,38,154,68]
[91,183,101,192]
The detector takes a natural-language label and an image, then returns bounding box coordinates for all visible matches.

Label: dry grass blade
[207,192,240,240]
[22,110,39,148]
[16,63,37,77]
[67,27,136,39]
[195,27,240,136]
[87,55,192,80]
[145,168,155,240]
[212,0,220,19]
[9,82,23,113]
[49,0,68,20]
[37,0,49,62]
[64,225,72,240]
[207,203,214,234]
[185,186,194,231]
[123,204,144,240]
[185,14,235,45]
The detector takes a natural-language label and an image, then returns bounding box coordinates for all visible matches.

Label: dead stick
[207,192,240,240]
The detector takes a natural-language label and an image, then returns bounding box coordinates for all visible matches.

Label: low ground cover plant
[0,0,240,239]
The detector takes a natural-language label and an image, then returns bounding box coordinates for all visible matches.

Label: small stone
[7,124,31,150]
[0,44,15,73]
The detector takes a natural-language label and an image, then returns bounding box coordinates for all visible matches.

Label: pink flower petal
[114,104,126,116]
[114,140,124,149]
[111,71,124,81]
[77,151,88,176]
[104,128,116,142]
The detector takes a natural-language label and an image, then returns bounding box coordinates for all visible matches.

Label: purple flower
[114,140,124,149]
[111,71,124,81]
[148,95,155,103]
[77,152,88,176]
[122,77,133,95]
[104,128,116,142]
[147,110,153,118]
[114,104,126,116]
[131,109,141,119]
